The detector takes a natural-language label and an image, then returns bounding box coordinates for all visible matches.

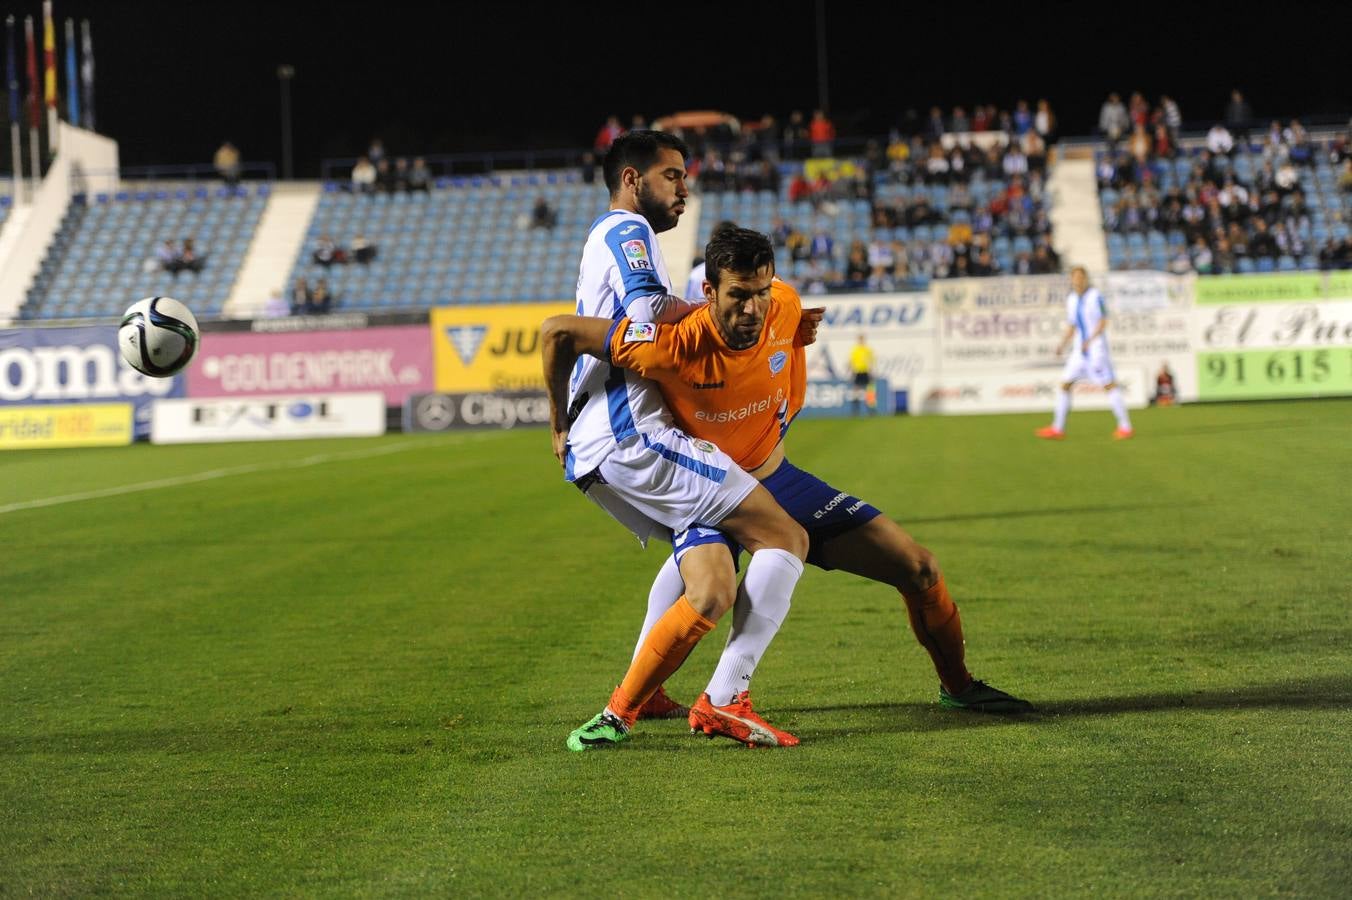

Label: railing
[319,149,587,182]
[70,162,277,196]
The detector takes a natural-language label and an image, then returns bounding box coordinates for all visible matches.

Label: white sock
[703,548,802,706]
[1053,388,1071,431]
[1108,387,1131,430]
[632,553,685,661]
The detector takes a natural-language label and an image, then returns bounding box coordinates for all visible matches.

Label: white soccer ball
[118,296,200,377]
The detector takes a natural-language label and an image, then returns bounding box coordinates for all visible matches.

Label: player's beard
[636,181,681,233]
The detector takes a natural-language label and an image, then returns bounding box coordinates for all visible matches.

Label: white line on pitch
[0,435,487,516]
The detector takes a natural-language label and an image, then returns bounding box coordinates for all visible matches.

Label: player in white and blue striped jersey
[1037,266,1135,440]
[544,131,808,751]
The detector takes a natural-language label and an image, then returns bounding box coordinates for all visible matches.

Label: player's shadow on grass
[794,674,1352,739]
[1032,674,1352,716]
[905,502,1181,526]
[1148,418,1313,438]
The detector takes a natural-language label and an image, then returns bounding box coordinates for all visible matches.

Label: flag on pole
[79,19,92,130]
[63,18,76,126]
[23,16,37,130]
[41,2,54,111]
[6,17,18,125]
[6,16,22,195]
[42,1,56,151]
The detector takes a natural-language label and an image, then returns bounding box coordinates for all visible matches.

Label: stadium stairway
[1048,150,1108,272]
[225,182,322,318]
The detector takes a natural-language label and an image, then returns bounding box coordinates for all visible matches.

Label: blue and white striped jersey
[1066,287,1109,354]
[564,210,697,481]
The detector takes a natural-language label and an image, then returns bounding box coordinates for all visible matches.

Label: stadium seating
[288,174,607,310]
[19,186,267,321]
[1097,137,1348,272]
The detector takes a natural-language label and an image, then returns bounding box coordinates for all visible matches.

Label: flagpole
[23,15,38,195]
[64,18,77,128]
[5,17,21,204]
[42,1,56,155]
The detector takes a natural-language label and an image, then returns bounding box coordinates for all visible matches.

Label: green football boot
[566,711,631,751]
[939,679,1034,714]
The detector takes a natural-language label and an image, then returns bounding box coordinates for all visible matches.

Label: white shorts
[1061,348,1117,386]
[580,427,758,547]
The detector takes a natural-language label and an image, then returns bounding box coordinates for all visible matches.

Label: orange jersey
[609,280,806,470]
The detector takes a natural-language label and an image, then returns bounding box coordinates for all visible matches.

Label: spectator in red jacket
[809,109,836,157]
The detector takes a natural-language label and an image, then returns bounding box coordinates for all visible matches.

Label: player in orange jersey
[546,227,1032,747]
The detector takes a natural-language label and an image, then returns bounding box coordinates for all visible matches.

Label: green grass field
[3,399,1350,897]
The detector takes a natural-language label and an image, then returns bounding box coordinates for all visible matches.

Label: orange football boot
[636,685,689,720]
[1035,426,1065,440]
[688,691,799,747]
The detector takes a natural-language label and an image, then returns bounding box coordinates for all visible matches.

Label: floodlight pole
[277,64,294,180]
[815,0,829,114]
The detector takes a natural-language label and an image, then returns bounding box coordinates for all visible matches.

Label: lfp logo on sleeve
[623,322,656,343]
[621,240,652,271]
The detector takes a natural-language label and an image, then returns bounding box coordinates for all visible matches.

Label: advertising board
[431,302,572,393]
[151,392,386,443]
[0,325,184,437]
[187,326,434,406]
[403,391,551,432]
[0,403,133,449]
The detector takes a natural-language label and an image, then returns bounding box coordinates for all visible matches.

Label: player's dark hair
[704,226,775,288]
[603,130,690,196]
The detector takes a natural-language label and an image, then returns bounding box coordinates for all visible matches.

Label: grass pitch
[2,399,1350,897]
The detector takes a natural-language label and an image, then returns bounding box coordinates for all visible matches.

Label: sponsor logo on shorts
[813,491,856,520]
[621,239,652,271]
[624,322,657,343]
[768,351,787,375]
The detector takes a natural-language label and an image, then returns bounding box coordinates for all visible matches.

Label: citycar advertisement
[431,302,571,393]
[403,391,551,432]
[0,325,184,438]
[186,326,434,406]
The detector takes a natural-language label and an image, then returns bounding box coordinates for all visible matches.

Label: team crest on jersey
[768,351,787,375]
[623,322,656,343]
[621,239,652,271]
[692,438,716,454]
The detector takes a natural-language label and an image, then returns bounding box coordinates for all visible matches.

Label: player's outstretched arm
[540,315,617,465]
[797,307,825,346]
[626,291,705,325]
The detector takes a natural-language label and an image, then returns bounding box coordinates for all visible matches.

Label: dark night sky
[17,0,1352,176]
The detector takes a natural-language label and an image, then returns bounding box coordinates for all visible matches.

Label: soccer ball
[118,296,200,377]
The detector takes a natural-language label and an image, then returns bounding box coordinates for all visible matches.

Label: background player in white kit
[547,130,808,751]
[1036,266,1134,440]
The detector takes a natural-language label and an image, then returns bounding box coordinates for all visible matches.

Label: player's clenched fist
[797,307,825,347]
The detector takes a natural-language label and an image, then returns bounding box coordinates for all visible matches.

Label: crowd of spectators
[287,276,335,315]
[312,233,378,267]
[348,139,433,194]
[149,237,207,276]
[1098,91,1352,273]
[592,101,1061,288]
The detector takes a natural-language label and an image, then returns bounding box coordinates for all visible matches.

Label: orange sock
[900,576,973,695]
[609,596,715,727]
